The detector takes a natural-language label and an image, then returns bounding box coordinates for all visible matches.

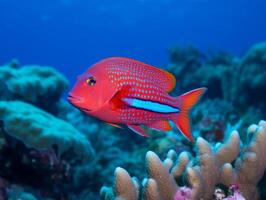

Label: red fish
[68,57,206,141]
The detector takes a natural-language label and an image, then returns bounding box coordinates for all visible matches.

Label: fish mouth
[67,94,81,104]
[67,95,92,112]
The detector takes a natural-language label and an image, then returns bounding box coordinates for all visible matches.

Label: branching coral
[0,100,94,162]
[100,121,266,200]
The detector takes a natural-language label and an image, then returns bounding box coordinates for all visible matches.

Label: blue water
[1,0,266,84]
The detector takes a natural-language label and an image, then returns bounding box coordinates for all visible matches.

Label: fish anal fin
[128,125,149,137]
[147,121,172,132]
[106,122,123,129]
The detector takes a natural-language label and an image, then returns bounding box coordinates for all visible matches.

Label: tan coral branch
[100,121,266,200]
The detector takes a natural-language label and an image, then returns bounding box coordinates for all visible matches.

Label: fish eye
[86,76,96,86]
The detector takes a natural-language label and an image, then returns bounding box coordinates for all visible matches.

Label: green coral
[0,61,68,109]
[0,100,94,162]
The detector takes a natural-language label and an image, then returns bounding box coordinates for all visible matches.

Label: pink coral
[224,185,246,200]
[174,187,192,200]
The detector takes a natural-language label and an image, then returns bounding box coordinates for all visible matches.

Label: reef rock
[167,42,266,110]
[236,42,266,107]
[0,100,94,162]
[0,61,68,111]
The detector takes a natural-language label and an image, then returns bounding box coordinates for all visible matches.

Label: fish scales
[106,60,177,124]
[107,58,174,92]
[107,61,173,105]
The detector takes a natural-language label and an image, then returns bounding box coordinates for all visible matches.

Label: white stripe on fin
[128,125,149,137]
[123,98,179,113]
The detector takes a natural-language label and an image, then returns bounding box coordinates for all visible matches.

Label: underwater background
[0,0,266,200]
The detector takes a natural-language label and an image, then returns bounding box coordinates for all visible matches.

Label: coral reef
[0,42,265,199]
[100,121,266,200]
[167,43,266,110]
[0,62,98,199]
[167,42,266,141]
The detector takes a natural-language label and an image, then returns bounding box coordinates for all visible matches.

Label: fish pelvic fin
[106,122,123,129]
[172,87,207,142]
[128,125,150,137]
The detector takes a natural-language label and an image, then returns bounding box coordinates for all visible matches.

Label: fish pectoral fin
[109,86,131,110]
[128,125,150,137]
[106,122,123,129]
[147,121,172,132]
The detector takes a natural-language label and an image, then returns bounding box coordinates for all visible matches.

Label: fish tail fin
[172,87,207,142]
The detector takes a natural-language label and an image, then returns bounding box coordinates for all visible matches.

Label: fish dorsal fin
[147,121,172,132]
[106,57,176,92]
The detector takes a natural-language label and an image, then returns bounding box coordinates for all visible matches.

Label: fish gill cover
[0,0,266,200]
